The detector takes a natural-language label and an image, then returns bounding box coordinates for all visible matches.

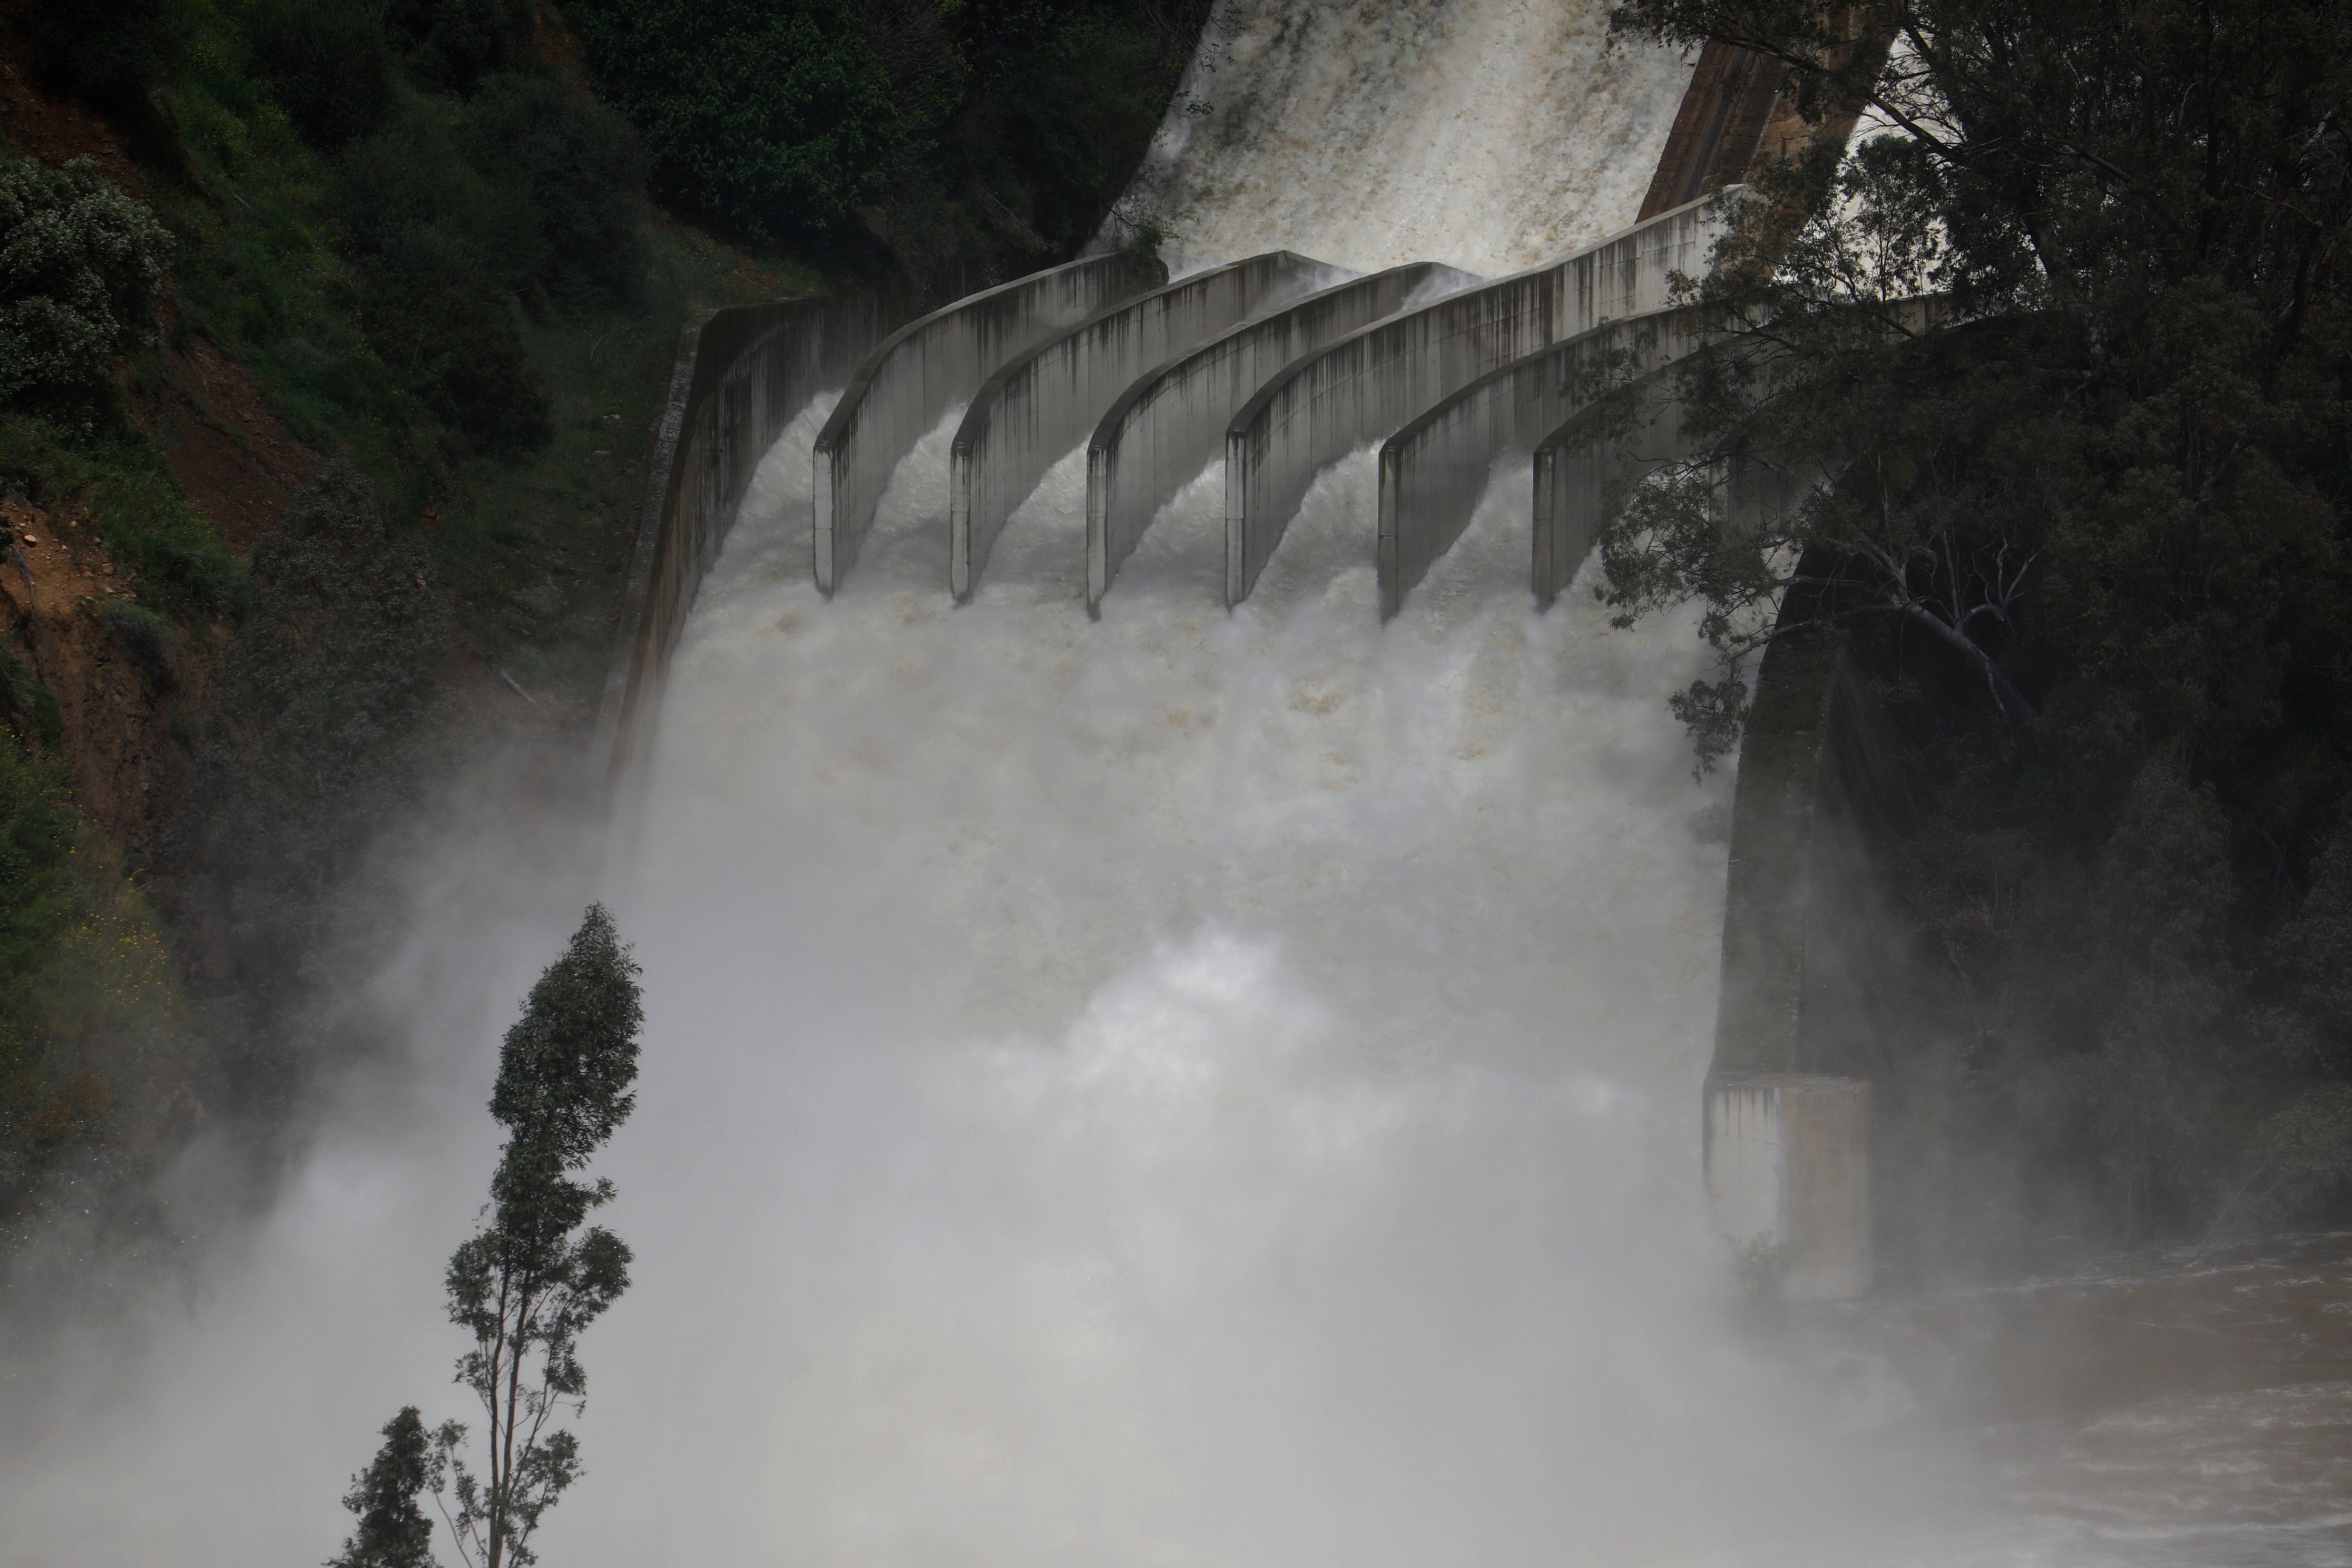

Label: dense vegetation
[0,0,1204,1295]
[1608,0,2352,1267]
[0,729,210,1279]
[565,0,1213,280]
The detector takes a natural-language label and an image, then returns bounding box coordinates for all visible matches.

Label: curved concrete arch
[600,281,923,800]
[948,251,1328,602]
[1222,191,1739,607]
[1374,304,1709,619]
[1083,261,1475,615]
[813,251,1165,596]
[1528,303,1936,606]
[1529,355,1714,612]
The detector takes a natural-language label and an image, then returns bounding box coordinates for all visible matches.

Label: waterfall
[1,7,2137,1566]
[1111,0,1692,274]
[558,15,1924,1552]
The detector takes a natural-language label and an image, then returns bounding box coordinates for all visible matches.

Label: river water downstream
[1854,1234,2352,1562]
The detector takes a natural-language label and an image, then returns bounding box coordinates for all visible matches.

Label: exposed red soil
[0,46,148,197]
[128,331,326,553]
[1,495,221,857]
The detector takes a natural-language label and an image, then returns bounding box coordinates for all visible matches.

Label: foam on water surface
[581,397,1943,1568]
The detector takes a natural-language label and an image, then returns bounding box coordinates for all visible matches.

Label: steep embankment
[0,0,792,1286]
[0,39,320,856]
[1,0,1219,1296]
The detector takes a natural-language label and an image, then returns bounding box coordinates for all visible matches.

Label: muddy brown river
[1807,1233,2352,1563]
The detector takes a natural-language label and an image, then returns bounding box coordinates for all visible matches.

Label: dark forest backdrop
[0,0,1207,1304]
[1604,0,2352,1269]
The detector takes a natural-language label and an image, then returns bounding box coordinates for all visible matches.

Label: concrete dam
[605,0,1870,1307]
[16,9,2352,1567]
[590,0,1896,1560]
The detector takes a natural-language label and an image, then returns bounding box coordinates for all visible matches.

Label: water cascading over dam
[11,10,2351,1566]
[586,1,1910,1561]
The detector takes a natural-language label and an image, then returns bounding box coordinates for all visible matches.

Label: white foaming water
[577,400,1936,1566]
[1113,0,1694,273]
[2,411,2329,1568]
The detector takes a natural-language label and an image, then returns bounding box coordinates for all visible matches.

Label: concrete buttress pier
[814,251,1166,595]
[1704,1074,1871,1301]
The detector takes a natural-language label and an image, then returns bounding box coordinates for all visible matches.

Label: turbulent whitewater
[1111,0,1692,273]
[589,408,1888,1565]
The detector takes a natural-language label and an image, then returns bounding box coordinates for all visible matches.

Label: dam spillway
[8,7,2349,1566]
[599,0,1887,1559]
[782,187,1732,629]
[1085,260,1473,613]
[623,376,1773,1565]
[815,251,1168,594]
[949,251,1333,602]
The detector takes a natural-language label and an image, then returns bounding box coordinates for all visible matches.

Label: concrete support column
[1704,1073,1871,1301]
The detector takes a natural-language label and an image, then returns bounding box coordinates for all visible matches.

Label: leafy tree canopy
[331,1407,439,1568]
[1599,0,2352,1243]
[1600,0,2352,819]
[567,0,908,237]
[0,157,171,427]
[434,904,643,1568]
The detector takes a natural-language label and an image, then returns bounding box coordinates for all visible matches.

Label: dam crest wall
[594,282,920,797]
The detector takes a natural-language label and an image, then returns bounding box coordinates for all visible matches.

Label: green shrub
[80,455,247,616]
[0,157,172,428]
[247,0,397,151]
[0,652,63,747]
[0,731,76,1000]
[460,73,649,307]
[100,600,177,682]
[358,261,550,455]
[569,0,905,237]
[386,0,533,93]
[333,111,551,452]
[0,418,244,619]
[336,110,547,295]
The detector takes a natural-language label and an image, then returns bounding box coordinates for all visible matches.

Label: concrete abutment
[1704,1074,1872,1302]
[814,251,1167,596]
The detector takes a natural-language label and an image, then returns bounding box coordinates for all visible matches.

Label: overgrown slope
[0,0,1201,1296]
